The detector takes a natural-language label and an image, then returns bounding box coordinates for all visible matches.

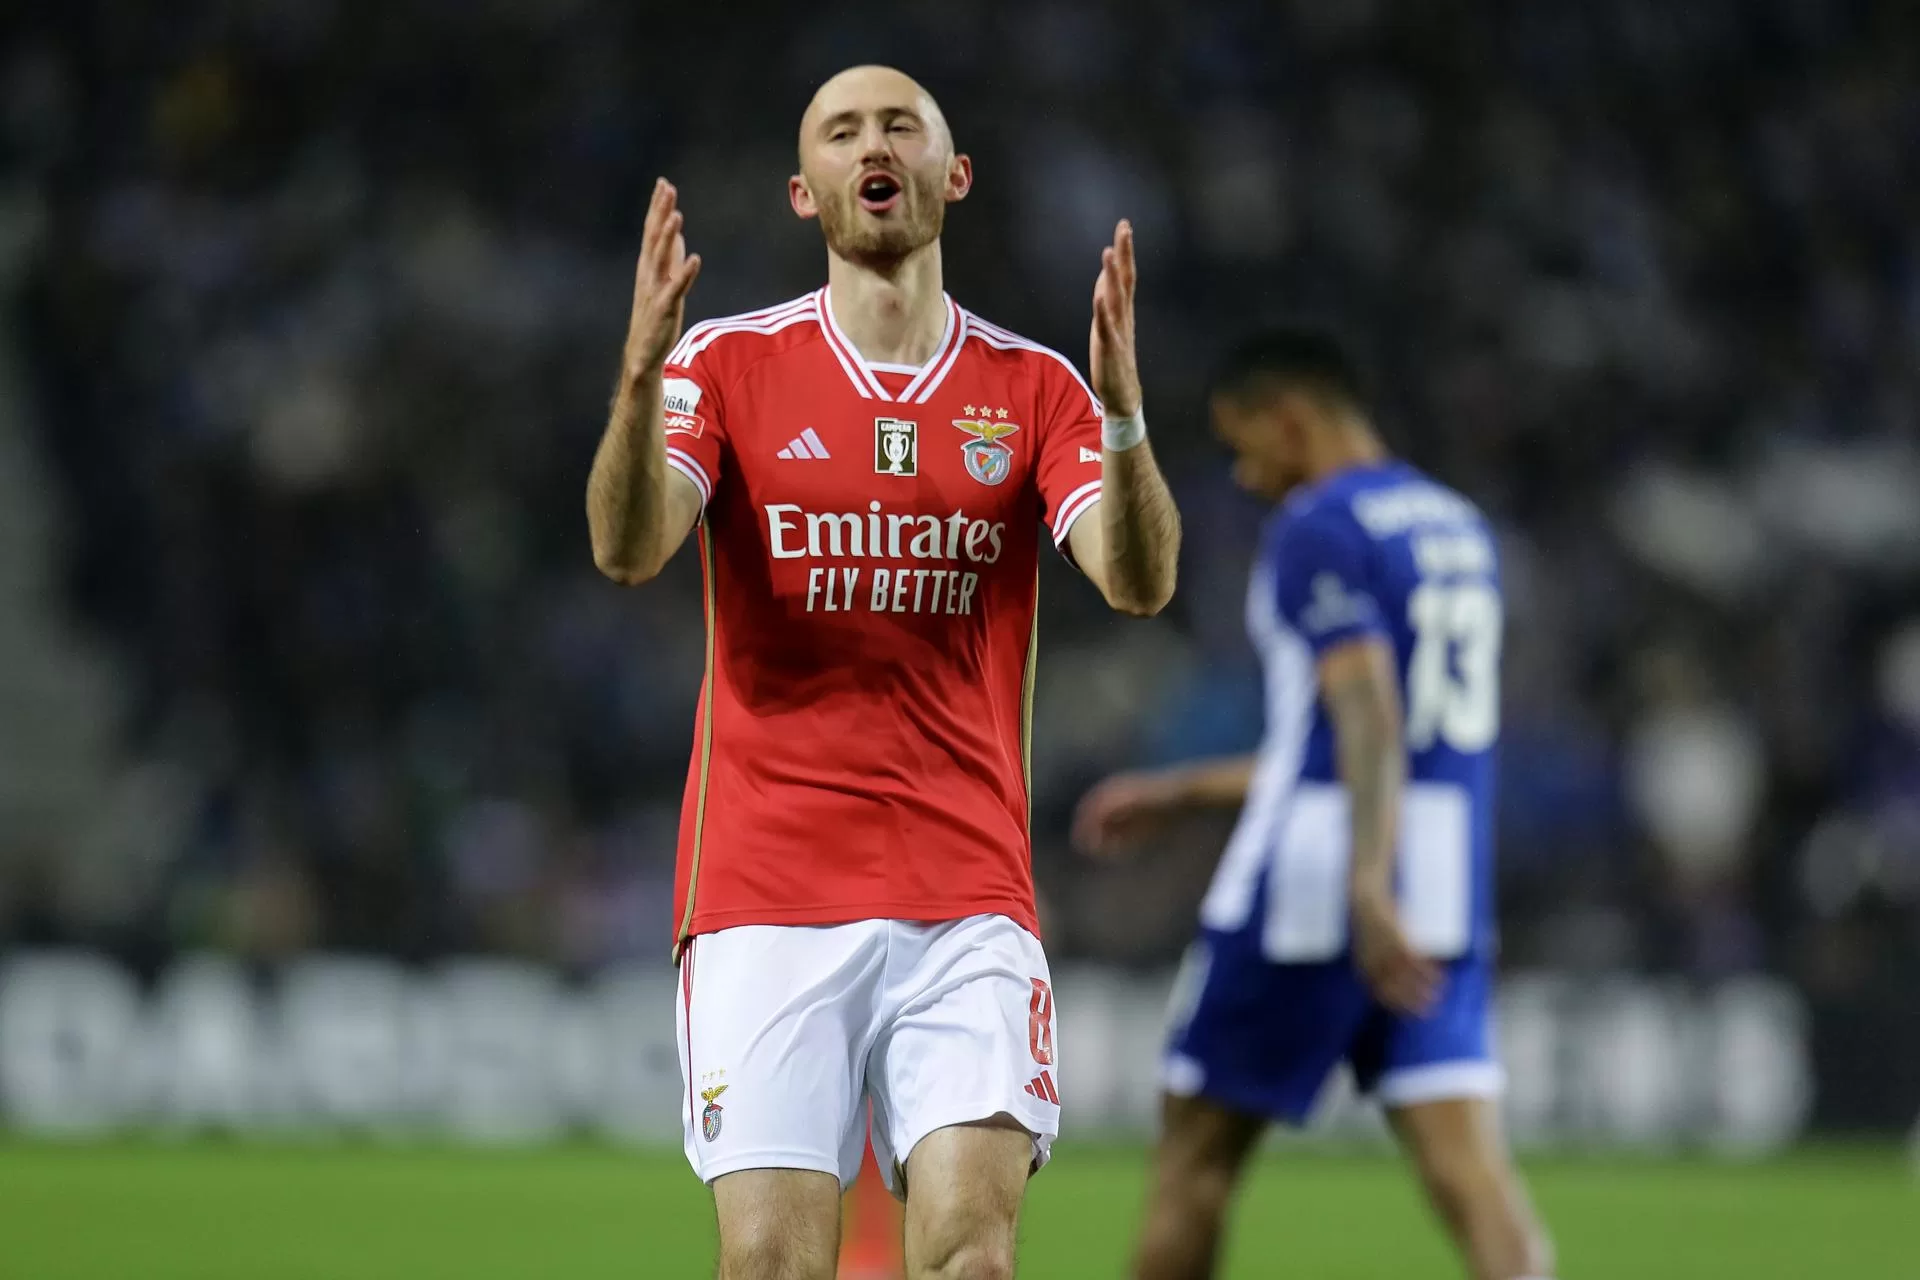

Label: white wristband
[1101,407,1147,452]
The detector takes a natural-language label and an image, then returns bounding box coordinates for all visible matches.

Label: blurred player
[587,65,1181,1279]
[1074,329,1553,1280]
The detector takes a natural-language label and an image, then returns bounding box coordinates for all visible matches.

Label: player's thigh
[899,1115,1031,1276]
[1164,934,1368,1125]
[677,923,881,1191]
[1385,1096,1526,1221]
[710,1167,844,1280]
[1389,1094,1553,1277]
[868,915,1059,1197]
[1385,1095,1510,1175]
[1150,1090,1267,1206]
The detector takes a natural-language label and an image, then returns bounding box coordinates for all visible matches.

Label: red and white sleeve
[1032,354,1105,555]
[659,360,725,512]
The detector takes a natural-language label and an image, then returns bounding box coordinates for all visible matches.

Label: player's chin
[833,223,934,265]
[1232,461,1292,501]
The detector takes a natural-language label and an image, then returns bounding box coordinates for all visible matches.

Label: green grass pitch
[0,1141,1911,1278]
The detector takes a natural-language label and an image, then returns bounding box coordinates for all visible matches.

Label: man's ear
[945,154,973,204]
[1275,391,1322,462]
[790,174,819,220]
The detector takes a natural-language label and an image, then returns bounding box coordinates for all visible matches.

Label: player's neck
[1306,421,1389,484]
[825,245,949,367]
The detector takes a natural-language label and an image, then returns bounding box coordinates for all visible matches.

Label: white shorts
[675,913,1060,1195]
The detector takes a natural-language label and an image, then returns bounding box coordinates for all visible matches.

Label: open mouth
[857,172,903,213]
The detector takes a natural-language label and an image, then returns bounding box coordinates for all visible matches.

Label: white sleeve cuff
[1051,480,1103,550]
[665,448,713,509]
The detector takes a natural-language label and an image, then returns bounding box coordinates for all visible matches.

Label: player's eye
[888,122,918,134]
[829,129,854,142]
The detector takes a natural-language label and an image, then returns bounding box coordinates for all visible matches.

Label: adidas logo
[1022,1070,1060,1105]
[777,429,833,460]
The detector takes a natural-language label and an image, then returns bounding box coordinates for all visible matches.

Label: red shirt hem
[684,897,1041,941]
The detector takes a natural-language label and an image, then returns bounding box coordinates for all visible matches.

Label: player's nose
[858,124,895,162]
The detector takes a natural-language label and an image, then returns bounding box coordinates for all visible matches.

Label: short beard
[815,187,944,269]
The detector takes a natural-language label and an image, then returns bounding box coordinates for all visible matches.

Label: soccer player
[586,65,1181,1280]
[1073,329,1553,1280]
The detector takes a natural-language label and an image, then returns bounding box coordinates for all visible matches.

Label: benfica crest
[953,415,1020,486]
[700,1083,728,1142]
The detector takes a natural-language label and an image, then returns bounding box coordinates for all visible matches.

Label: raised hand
[1088,219,1142,419]
[624,179,704,380]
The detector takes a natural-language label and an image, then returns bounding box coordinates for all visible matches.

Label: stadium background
[0,0,1915,1275]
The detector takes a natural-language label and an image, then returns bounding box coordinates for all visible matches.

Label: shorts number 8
[1027,977,1055,1065]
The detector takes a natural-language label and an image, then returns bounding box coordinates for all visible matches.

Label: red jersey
[659,288,1105,950]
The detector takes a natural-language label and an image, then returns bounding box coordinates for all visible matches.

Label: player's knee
[1497,1189,1555,1278]
[1154,1112,1251,1221]
[1417,1154,1549,1267]
[909,1194,1018,1280]
[913,1235,1015,1280]
[911,1200,1017,1280]
[910,1185,1019,1280]
[1156,1152,1235,1223]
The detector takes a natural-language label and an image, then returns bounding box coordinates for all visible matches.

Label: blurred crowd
[4,0,1917,1074]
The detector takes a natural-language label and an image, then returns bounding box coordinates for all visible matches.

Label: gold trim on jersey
[673,520,718,963]
[1020,568,1039,829]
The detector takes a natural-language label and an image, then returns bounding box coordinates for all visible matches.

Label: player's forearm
[587,371,678,585]
[1326,676,1405,907]
[1164,755,1256,809]
[1097,441,1181,616]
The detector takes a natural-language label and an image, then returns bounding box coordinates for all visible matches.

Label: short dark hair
[1211,326,1369,412]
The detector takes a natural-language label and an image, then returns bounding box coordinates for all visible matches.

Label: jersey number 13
[1404,582,1502,752]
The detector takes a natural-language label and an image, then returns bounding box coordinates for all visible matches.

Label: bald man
[588,66,1182,1278]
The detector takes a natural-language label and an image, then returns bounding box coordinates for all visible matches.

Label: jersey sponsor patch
[663,377,704,415]
[665,411,707,438]
[1300,572,1379,636]
[1079,446,1101,463]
